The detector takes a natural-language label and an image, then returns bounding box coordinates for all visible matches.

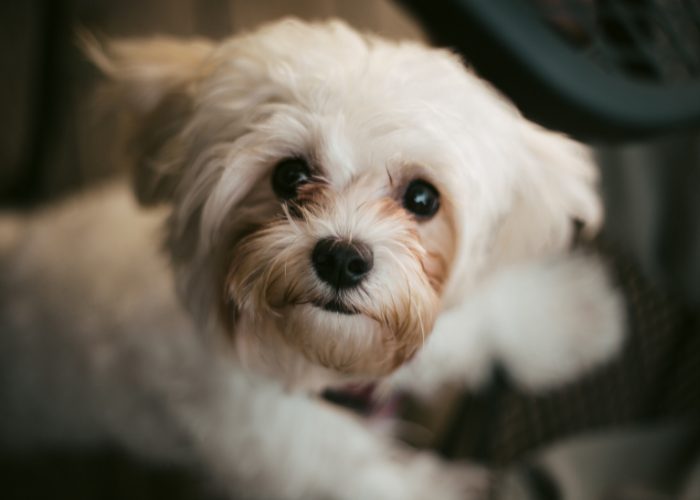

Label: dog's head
[87,19,601,379]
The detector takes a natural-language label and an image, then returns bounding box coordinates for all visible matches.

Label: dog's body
[0,19,624,500]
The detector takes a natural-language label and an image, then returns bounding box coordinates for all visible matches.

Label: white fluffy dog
[0,19,624,500]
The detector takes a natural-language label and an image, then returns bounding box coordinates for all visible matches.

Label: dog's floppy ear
[81,34,214,205]
[491,121,602,265]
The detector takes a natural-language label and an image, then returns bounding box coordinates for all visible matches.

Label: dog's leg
[1,292,487,500]
[1,321,488,500]
[157,358,490,500]
[390,253,626,396]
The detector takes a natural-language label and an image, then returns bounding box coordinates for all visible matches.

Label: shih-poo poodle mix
[0,18,624,500]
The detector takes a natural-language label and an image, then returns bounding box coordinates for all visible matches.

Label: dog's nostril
[346,256,368,277]
[311,238,373,289]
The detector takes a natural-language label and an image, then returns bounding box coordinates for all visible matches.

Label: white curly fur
[0,19,624,500]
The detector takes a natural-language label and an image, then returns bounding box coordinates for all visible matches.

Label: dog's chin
[272,303,404,376]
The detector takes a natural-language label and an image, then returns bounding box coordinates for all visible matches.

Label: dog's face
[89,19,601,379]
[225,156,453,376]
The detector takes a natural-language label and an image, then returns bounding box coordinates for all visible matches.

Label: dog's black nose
[311,238,373,289]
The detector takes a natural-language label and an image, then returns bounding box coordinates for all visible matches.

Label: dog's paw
[347,452,490,500]
[488,253,626,390]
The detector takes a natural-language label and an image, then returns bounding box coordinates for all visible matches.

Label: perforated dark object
[398,0,700,141]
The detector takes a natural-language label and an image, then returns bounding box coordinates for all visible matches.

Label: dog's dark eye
[403,179,440,219]
[272,158,311,199]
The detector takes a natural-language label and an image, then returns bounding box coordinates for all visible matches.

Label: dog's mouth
[312,298,358,315]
